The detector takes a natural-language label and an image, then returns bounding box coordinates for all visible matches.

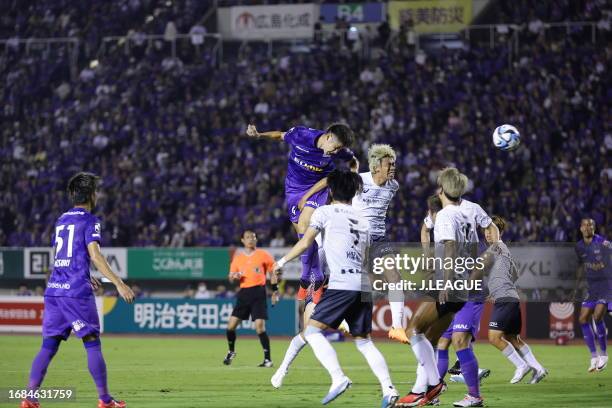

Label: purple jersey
[284,126,354,193]
[576,234,612,299]
[45,208,101,298]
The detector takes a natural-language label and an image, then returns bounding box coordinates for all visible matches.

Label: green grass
[0,334,610,407]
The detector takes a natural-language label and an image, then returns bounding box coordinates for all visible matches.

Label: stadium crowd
[0,0,610,248]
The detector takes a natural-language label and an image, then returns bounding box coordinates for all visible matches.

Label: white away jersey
[427,199,491,243]
[309,203,370,291]
[433,205,467,243]
[351,172,399,238]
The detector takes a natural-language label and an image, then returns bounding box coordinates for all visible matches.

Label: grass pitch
[0,334,610,407]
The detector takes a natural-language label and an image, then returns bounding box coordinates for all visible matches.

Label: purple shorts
[42,296,100,340]
[286,188,329,224]
[441,301,484,340]
[582,299,609,309]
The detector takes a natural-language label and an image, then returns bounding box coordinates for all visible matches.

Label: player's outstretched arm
[298,178,328,210]
[273,227,318,272]
[420,222,431,247]
[246,124,285,141]
[471,249,495,281]
[571,263,584,301]
[87,242,135,303]
[484,222,500,242]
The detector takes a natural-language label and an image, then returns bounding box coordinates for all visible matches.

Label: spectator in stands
[194,282,214,299]
[16,284,32,296]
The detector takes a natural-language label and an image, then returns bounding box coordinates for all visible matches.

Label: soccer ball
[492,124,521,151]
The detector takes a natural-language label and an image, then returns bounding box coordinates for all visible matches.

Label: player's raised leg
[294,205,325,299]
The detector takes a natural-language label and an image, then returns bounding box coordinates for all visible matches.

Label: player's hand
[439,289,448,304]
[246,124,259,138]
[272,262,282,274]
[229,271,243,281]
[271,291,279,306]
[90,276,102,291]
[117,283,135,304]
[388,327,410,344]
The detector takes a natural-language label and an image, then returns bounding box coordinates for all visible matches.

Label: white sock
[412,362,428,393]
[502,344,528,369]
[410,333,440,386]
[389,289,405,328]
[355,338,395,396]
[279,334,307,373]
[305,331,345,383]
[518,344,544,371]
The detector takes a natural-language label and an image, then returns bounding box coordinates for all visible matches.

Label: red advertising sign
[0,296,45,332]
[371,301,527,339]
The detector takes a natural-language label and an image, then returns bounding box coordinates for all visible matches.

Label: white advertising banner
[91,247,128,280]
[512,246,578,290]
[266,244,582,288]
[24,247,127,280]
[224,4,318,40]
[264,247,303,280]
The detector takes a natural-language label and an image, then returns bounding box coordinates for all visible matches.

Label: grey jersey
[486,241,519,301]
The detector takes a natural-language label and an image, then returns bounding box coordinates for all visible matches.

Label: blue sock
[437,349,449,379]
[581,323,598,357]
[298,234,323,284]
[84,338,111,403]
[595,321,608,356]
[456,348,479,398]
[27,337,61,402]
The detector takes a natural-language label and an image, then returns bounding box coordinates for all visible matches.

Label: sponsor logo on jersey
[54,259,71,267]
[292,156,324,172]
[47,282,71,290]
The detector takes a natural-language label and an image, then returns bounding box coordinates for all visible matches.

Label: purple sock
[595,321,608,356]
[456,348,479,398]
[84,338,111,403]
[26,338,60,401]
[581,323,598,357]
[437,349,449,379]
[298,234,323,283]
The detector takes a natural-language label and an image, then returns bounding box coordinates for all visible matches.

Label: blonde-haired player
[271,144,406,388]
[353,144,406,342]
[397,167,499,407]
